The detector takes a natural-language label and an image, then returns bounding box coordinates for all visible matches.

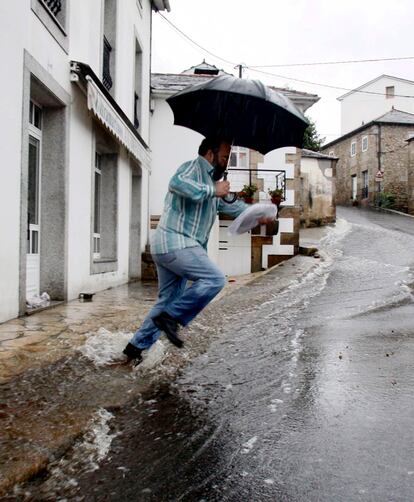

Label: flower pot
[271,196,282,205]
[243,197,254,204]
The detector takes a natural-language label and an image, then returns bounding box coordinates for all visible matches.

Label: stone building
[407,137,414,215]
[321,109,414,212]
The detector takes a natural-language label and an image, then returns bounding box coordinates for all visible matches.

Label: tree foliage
[302,116,324,151]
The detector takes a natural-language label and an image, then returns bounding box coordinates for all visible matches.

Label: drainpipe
[376,124,382,199]
[377,123,382,173]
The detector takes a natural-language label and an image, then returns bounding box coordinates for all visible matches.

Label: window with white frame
[386,86,395,99]
[91,130,118,272]
[229,146,249,168]
[227,146,250,193]
[350,141,356,157]
[93,153,102,259]
[362,136,368,152]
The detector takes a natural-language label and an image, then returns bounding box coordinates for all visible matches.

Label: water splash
[78,327,132,366]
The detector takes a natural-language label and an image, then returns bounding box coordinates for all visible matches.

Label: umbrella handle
[221,170,238,204]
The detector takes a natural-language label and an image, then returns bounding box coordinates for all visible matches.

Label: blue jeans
[130,246,226,350]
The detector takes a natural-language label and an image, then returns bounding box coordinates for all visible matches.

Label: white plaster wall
[0,2,27,322]
[69,0,103,78]
[150,98,203,216]
[29,14,71,91]
[67,89,95,298]
[67,91,134,298]
[116,0,152,143]
[340,77,414,134]
[301,157,333,194]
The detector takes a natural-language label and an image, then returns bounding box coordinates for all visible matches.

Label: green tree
[302,115,324,151]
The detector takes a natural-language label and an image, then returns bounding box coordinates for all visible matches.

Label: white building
[338,75,414,135]
[149,65,319,277]
[0,0,170,323]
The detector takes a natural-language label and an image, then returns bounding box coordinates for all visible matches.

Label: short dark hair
[198,136,231,156]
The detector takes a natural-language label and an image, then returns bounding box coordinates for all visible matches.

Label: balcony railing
[45,0,62,17]
[134,93,140,129]
[102,37,113,91]
[226,168,287,201]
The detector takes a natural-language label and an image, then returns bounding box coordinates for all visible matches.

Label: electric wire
[249,56,414,68]
[158,13,237,67]
[156,13,414,98]
[246,67,414,98]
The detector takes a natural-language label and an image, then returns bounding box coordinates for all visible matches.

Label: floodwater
[4,207,414,501]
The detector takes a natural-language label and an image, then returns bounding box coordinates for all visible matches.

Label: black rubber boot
[123,343,143,365]
[153,312,184,348]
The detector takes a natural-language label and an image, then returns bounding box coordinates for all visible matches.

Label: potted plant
[238,183,258,204]
[268,187,284,205]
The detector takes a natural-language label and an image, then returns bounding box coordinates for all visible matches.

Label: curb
[367,205,414,219]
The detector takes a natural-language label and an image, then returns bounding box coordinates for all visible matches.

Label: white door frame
[26,102,42,299]
[351,174,357,201]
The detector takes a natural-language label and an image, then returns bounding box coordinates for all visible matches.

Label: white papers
[228,203,277,235]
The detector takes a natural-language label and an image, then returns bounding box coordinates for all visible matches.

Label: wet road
[7,207,414,501]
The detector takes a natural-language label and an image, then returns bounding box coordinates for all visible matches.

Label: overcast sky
[151,0,414,144]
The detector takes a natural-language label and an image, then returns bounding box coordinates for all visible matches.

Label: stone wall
[381,125,410,211]
[408,138,414,215]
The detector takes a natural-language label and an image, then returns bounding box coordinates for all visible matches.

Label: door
[26,102,42,299]
[351,175,357,201]
[218,220,251,276]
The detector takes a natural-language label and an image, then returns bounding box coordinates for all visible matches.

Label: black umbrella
[166,75,309,154]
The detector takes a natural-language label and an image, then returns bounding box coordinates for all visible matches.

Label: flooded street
[4,207,414,501]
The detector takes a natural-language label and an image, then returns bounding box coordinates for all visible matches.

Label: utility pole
[235,64,245,78]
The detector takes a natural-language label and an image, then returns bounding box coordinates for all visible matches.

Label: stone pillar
[285,149,301,254]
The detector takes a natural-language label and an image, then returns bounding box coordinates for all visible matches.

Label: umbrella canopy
[166,75,309,155]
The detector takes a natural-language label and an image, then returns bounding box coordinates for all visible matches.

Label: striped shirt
[151,156,247,254]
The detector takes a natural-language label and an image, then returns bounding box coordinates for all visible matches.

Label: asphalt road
[8,207,414,502]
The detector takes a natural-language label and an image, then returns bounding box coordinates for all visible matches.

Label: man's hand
[215,180,230,197]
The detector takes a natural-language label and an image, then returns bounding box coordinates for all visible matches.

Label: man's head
[198,137,231,180]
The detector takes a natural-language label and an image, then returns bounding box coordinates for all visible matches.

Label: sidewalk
[0,228,325,496]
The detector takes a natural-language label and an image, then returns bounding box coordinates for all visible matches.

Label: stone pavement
[0,228,325,496]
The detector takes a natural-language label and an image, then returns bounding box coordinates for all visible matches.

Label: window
[329,150,335,157]
[362,170,368,199]
[102,37,113,91]
[29,101,42,129]
[362,136,368,152]
[229,146,249,168]
[28,101,42,256]
[350,141,356,157]
[134,40,143,130]
[351,174,357,200]
[228,146,250,193]
[386,86,395,99]
[103,0,117,94]
[92,130,118,272]
[93,153,102,259]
